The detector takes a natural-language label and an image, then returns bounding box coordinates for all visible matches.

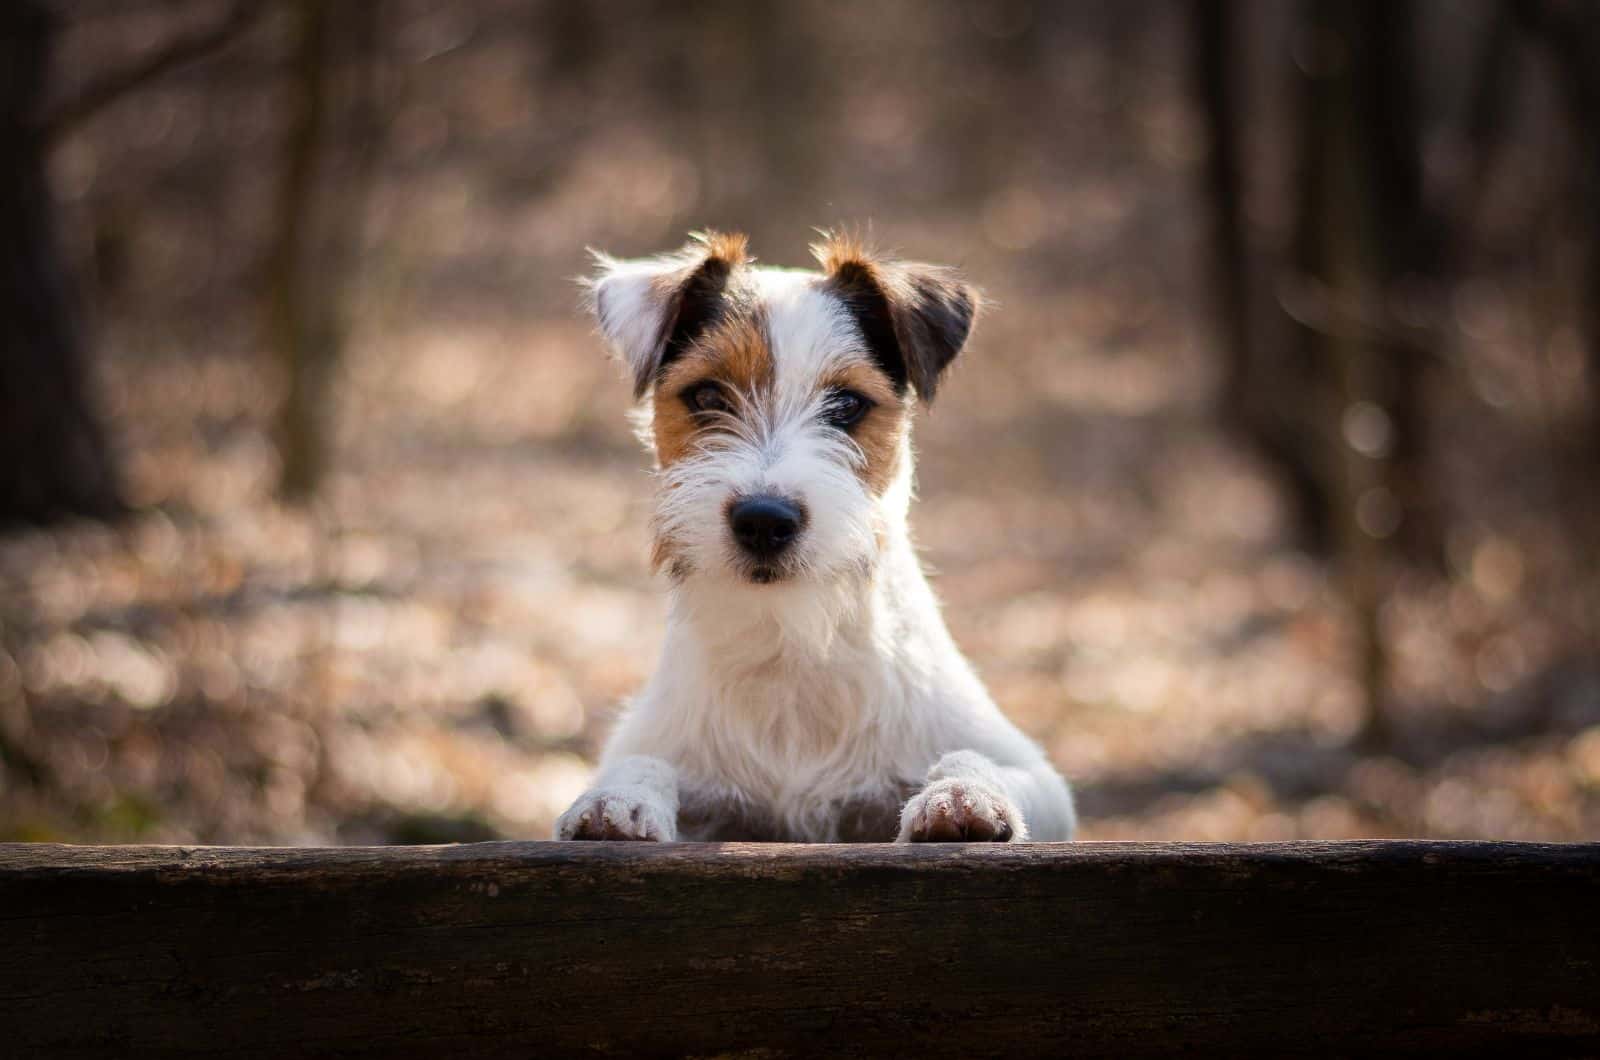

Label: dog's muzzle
[728,495,804,579]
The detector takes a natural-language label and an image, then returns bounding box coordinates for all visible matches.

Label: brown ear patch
[812,229,874,278]
[634,230,753,398]
[698,230,750,265]
[811,232,980,404]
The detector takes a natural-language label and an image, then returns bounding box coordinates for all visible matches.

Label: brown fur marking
[698,229,750,265]
[651,311,774,469]
[810,229,874,276]
[825,362,907,495]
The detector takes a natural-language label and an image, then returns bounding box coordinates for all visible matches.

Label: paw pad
[899,779,1019,843]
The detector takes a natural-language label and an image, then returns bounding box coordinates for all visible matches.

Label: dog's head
[586,231,979,591]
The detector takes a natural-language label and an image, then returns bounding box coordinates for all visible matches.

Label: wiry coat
[555,232,1075,844]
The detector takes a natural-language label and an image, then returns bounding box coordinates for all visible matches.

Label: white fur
[555,255,1076,844]
[585,247,698,388]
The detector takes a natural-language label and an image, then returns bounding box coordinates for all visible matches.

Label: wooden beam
[3,841,1597,1056]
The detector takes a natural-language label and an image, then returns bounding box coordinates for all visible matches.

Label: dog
[553,231,1075,843]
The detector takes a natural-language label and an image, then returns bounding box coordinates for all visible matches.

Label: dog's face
[588,232,978,590]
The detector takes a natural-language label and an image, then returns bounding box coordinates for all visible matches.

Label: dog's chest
[655,624,933,840]
[670,680,923,840]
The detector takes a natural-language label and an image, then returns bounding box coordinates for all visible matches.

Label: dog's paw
[897,778,1023,842]
[555,789,676,841]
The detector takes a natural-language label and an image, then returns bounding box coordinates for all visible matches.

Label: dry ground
[4,0,1597,844]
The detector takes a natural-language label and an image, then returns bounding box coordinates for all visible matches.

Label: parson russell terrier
[554,231,1076,843]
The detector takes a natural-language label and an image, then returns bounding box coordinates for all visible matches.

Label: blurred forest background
[2,0,1598,845]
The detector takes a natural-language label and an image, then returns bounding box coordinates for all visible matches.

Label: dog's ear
[812,232,980,404]
[586,231,750,398]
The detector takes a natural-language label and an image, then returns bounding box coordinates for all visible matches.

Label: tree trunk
[1191,0,1336,556]
[0,2,124,527]
[269,0,380,502]
[1291,0,1400,748]
[1514,0,1600,463]
[1356,0,1442,567]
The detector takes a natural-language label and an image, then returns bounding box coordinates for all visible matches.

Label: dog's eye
[683,382,731,416]
[823,390,873,430]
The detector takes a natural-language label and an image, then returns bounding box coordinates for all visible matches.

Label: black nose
[729,496,803,559]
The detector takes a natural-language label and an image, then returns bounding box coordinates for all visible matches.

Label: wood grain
[2,841,1597,1057]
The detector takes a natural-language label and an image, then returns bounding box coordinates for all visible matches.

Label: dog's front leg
[897,750,1073,843]
[553,754,679,841]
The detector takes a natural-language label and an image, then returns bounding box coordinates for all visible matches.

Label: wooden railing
[4,840,1597,1056]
